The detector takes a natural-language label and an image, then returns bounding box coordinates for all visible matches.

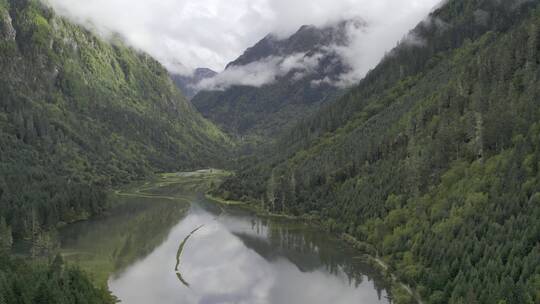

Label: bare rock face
[0,11,16,41]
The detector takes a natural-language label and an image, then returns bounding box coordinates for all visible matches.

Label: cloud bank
[196,52,325,91]
[43,0,442,85]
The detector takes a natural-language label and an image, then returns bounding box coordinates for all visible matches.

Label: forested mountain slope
[0,0,229,247]
[215,0,540,303]
[191,20,362,138]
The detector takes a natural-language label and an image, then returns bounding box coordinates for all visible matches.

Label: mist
[42,0,442,86]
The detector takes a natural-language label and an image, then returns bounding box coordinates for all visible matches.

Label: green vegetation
[214,0,540,303]
[174,224,204,288]
[0,0,229,250]
[0,0,230,300]
[2,0,540,302]
[175,224,204,272]
[0,253,116,303]
[193,83,342,141]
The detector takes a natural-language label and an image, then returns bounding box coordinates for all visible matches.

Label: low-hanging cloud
[42,0,442,84]
[196,52,324,91]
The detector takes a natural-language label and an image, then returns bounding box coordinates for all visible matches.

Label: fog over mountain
[171,68,218,99]
[43,0,441,86]
[196,18,364,91]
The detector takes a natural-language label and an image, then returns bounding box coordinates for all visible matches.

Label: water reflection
[108,198,391,304]
[60,196,189,283]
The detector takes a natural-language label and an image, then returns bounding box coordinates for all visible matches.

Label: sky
[43,0,442,87]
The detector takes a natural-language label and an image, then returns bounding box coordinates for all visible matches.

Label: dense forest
[0,0,229,243]
[0,251,116,303]
[214,0,540,303]
[2,0,540,302]
[0,0,230,300]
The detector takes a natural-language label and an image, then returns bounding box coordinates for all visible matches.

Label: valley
[60,171,393,304]
[0,0,539,303]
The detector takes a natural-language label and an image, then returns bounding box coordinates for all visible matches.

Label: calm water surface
[61,189,391,304]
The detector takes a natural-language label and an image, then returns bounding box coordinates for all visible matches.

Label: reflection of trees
[232,216,389,299]
[60,196,189,275]
[233,232,321,272]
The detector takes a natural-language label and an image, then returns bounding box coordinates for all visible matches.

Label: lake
[60,171,392,304]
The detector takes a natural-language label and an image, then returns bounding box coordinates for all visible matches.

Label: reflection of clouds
[109,207,389,304]
[268,262,385,304]
[184,223,274,300]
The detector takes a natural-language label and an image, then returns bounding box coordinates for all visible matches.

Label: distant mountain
[226,19,362,68]
[171,68,217,99]
[192,19,365,138]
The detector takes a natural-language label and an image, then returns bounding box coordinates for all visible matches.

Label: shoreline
[207,191,423,304]
[61,170,422,304]
[204,194,319,221]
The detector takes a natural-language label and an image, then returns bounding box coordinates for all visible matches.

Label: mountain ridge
[226,18,364,69]
[191,18,364,139]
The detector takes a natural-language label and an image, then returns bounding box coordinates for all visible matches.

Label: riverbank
[205,194,322,222]
[342,234,424,304]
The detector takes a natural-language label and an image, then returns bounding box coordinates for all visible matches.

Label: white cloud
[196,52,324,91]
[330,1,444,87]
[197,57,281,90]
[42,0,442,84]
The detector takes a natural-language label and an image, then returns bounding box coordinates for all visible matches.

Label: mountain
[226,19,362,68]
[171,67,217,99]
[0,0,229,247]
[214,0,540,303]
[191,19,365,139]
